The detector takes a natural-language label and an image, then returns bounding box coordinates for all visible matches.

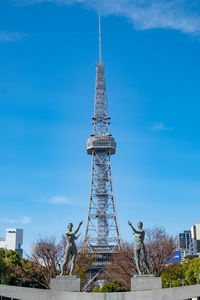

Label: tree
[162,258,200,288]
[183,258,200,285]
[0,248,47,288]
[31,237,63,288]
[161,262,184,288]
[0,249,9,283]
[103,226,177,289]
[28,237,95,289]
[0,249,23,285]
[145,226,177,276]
[12,258,47,288]
[0,237,91,289]
[103,242,136,289]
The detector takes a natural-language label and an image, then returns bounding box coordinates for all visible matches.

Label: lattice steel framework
[84,15,120,254]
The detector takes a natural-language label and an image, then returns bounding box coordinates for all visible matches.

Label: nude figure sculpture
[128,220,150,275]
[59,221,83,276]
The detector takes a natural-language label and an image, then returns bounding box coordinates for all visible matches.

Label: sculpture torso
[134,229,145,250]
[66,231,76,250]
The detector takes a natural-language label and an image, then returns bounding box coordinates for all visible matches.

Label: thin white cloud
[152,122,173,132]
[15,0,200,35]
[0,31,29,42]
[1,216,31,224]
[20,216,32,224]
[49,196,71,204]
[1,218,16,224]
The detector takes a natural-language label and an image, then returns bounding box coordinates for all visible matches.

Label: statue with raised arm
[59,221,83,276]
[128,220,150,275]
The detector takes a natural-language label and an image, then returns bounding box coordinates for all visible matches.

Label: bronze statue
[59,221,83,276]
[128,221,150,275]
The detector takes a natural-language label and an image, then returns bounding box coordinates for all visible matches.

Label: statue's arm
[75,233,81,240]
[128,221,140,234]
[74,221,83,234]
[131,225,138,233]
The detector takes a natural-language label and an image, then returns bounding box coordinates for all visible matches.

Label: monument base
[131,274,161,291]
[50,276,80,292]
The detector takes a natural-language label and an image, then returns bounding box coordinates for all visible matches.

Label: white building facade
[0,228,23,257]
[191,223,200,255]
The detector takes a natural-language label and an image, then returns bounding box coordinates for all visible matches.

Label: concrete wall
[1,284,200,300]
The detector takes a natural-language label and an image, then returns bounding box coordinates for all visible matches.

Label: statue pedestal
[50,276,80,292]
[131,274,161,291]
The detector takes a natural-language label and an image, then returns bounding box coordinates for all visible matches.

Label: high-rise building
[0,228,23,257]
[191,223,200,254]
[178,230,191,250]
[177,222,200,261]
[177,230,192,261]
[84,15,120,274]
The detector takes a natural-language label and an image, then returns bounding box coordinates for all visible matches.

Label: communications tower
[84,15,120,265]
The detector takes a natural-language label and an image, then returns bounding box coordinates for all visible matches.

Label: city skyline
[1,0,200,255]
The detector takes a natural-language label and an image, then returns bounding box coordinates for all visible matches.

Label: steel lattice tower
[84,15,120,256]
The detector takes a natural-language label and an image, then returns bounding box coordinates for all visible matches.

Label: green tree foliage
[0,249,22,285]
[162,262,184,288]
[92,281,128,293]
[1,238,96,289]
[162,258,200,288]
[101,281,128,292]
[92,286,100,292]
[0,249,8,279]
[0,248,44,287]
[183,258,200,285]
[13,258,46,288]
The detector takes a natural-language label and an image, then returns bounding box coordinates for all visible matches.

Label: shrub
[100,281,128,293]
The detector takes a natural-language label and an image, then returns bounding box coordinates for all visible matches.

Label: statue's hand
[79,221,83,226]
[128,221,132,226]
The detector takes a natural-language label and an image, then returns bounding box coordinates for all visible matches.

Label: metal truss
[84,60,120,253]
[85,149,120,249]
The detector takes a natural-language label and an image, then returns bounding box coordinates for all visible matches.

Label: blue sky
[1,0,200,255]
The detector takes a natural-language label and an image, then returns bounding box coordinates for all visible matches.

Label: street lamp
[178,278,187,286]
[166,282,174,288]
[194,273,200,284]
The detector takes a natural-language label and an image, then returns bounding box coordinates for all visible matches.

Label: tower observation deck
[84,15,120,263]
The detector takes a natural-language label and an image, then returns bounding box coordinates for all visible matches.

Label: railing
[1,284,200,300]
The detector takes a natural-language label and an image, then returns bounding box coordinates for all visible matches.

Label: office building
[0,228,23,257]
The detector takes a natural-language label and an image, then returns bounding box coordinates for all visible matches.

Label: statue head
[137,221,143,229]
[67,223,73,230]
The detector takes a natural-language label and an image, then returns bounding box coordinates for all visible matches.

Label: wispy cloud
[49,196,71,204]
[1,218,16,224]
[20,216,32,224]
[152,122,173,132]
[1,216,32,224]
[16,0,200,35]
[0,31,29,42]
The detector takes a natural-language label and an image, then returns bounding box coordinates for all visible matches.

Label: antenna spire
[99,10,102,63]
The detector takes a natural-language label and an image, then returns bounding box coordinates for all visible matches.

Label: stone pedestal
[50,276,80,292]
[131,274,161,291]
